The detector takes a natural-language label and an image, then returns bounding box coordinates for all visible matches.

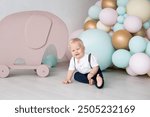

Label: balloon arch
[69,0,150,77]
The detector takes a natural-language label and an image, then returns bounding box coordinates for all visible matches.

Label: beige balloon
[101,0,117,10]
[83,20,97,30]
[112,30,132,49]
[96,21,111,32]
[127,0,150,22]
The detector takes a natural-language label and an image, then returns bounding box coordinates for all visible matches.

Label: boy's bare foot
[89,79,94,85]
[96,74,103,87]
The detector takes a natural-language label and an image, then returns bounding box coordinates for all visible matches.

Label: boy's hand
[63,79,72,84]
[87,73,93,80]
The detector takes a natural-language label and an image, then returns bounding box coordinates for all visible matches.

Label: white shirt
[68,54,99,74]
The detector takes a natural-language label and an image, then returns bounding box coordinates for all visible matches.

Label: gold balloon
[112,30,132,49]
[134,28,146,37]
[83,20,97,30]
[102,0,117,10]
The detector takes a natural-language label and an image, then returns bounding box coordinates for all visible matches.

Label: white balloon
[96,21,111,32]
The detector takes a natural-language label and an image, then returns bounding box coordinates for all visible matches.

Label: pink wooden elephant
[0,11,68,78]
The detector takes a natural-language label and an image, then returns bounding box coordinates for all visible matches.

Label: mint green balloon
[112,49,131,68]
[117,15,125,24]
[113,23,124,31]
[42,54,57,68]
[145,41,150,56]
[143,21,150,29]
[129,36,147,53]
[117,0,128,6]
[88,5,101,20]
[79,29,115,70]
[117,6,126,15]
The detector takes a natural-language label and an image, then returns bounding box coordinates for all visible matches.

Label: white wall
[0,0,98,33]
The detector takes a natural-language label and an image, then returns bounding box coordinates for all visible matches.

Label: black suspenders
[88,53,92,68]
[74,53,92,69]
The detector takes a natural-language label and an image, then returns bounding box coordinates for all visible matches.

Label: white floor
[0,62,150,100]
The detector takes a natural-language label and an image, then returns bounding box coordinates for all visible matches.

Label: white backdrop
[0,0,98,33]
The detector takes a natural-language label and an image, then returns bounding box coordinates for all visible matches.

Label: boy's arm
[63,70,75,84]
[87,66,99,80]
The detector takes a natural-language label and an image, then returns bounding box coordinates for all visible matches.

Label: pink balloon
[129,53,150,75]
[146,28,150,40]
[99,8,117,26]
[124,16,142,33]
[126,66,137,76]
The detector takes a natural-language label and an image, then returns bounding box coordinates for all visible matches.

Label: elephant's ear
[25,14,52,49]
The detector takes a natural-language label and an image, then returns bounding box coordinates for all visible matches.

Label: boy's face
[70,42,84,59]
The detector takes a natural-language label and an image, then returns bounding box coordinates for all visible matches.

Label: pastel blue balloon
[113,23,124,31]
[117,0,128,6]
[79,29,115,70]
[116,6,126,15]
[117,15,125,24]
[88,5,101,20]
[145,41,150,56]
[42,54,57,68]
[129,36,147,53]
[143,21,150,29]
[123,13,128,18]
[112,49,131,68]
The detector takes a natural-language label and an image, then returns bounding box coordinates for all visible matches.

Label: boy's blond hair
[68,38,85,49]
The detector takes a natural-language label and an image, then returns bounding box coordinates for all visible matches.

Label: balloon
[129,53,150,75]
[109,30,114,37]
[133,28,146,37]
[83,20,97,30]
[117,0,128,7]
[101,0,117,9]
[95,0,102,7]
[127,0,150,22]
[112,23,124,31]
[112,49,131,68]
[146,28,150,39]
[79,29,115,70]
[117,15,125,24]
[84,17,93,23]
[126,66,137,76]
[145,41,150,57]
[88,5,102,20]
[124,15,142,33]
[96,21,111,32]
[116,6,126,15]
[99,8,117,26]
[129,36,147,53]
[112,30,132,49]
[143,21,150,30]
